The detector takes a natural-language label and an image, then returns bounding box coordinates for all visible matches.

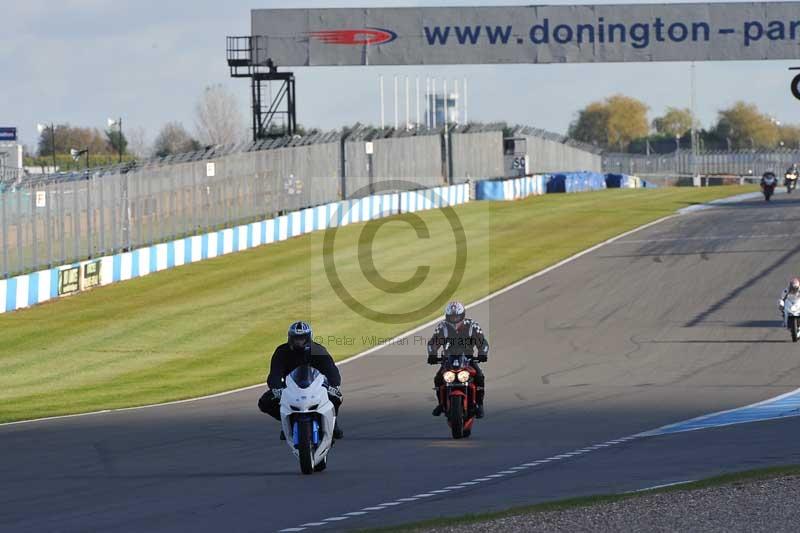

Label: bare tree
[153,122,200,157]
[126,126,149,159]
[194,84,245,147]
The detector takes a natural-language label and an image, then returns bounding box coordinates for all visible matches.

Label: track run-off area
[6,186,800,532]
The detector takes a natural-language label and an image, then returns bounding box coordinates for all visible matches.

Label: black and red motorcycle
[435,352,479,439]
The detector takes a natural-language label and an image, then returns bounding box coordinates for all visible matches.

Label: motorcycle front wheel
[449,399,465,439]
[297,420,315,475]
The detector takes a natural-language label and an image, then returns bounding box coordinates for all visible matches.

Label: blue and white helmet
[444,301,466,325]
[288,321,312,351]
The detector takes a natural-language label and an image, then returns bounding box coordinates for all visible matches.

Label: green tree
[37,124,111,157]
[714,101,779,149]
[105,129,128,157]
[652,107,694,138]
[568,102,610,147]
[568,94,649,151]
[778,124,800,150]
[153,122,201,157]
[605,95,649,151]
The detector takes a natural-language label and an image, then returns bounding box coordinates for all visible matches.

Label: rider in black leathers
[427,301,489,418]
[258,321,344,439]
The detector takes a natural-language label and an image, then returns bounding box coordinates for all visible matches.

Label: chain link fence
[0,133,343,279]
[604,149,800,178]
[2,125,604,279]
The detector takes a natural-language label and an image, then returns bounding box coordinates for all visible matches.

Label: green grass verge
[0,186,756,423]
[359,464,800,532]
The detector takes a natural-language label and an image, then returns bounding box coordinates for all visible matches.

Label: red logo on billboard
[309,28,397,45]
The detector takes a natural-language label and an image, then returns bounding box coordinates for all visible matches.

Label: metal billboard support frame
[227,36,297,141]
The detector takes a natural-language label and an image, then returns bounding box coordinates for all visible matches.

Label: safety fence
[1,125,603,280]
[604,149,800,177]
[0,183,469,314]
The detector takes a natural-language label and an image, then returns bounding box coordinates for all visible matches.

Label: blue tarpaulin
[545,171,607,193]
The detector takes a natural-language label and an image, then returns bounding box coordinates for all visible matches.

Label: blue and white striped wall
[475,172,645,201]
[1,183,470,314]
[475,175,547,201]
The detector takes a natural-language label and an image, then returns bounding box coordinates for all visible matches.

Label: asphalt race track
[5,194,800,532]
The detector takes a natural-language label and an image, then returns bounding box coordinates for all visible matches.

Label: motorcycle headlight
[443,371,456,383]
[457,370,471,383]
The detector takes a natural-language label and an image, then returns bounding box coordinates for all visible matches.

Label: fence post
[110,175,118,254]
[122,172,131,251]
[192,164,198,234]
[98,174,105,255]
[72,179,79,262]
[86,174,93,258]
[58,180,66,264]
[31,186,38,269]
[1,187,7,278]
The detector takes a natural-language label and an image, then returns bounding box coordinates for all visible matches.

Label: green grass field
[0,186,756,423]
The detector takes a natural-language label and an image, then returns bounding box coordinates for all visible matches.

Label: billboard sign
[82,260,102,290]
[0,127,17,141]
[251,3,800,66]
[58,266,80,296]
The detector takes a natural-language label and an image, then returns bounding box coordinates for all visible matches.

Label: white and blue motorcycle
[280,365,336,474]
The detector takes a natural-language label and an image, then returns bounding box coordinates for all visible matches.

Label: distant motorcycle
[780,294,800,342]
[280,364,336,474]
[762,173,777,201]
[785,171,798,194]
[435,350,480,439]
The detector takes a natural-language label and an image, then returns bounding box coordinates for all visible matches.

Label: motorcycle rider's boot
[432,404,444,417]
[475,404,485,419]
[333,421,344,440]
[279,430,286,441]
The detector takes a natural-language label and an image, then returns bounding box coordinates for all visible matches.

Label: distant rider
[427,301,489,418]
[786,163,799,177]
[778,278,800,327]
[258,321,344,439]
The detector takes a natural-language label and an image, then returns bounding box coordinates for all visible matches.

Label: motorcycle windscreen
[289,365,320,389]
[445,354,472,369]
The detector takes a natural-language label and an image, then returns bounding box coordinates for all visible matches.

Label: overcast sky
[3,0,799,149]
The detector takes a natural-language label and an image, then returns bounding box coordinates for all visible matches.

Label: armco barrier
[0,184,469,314]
